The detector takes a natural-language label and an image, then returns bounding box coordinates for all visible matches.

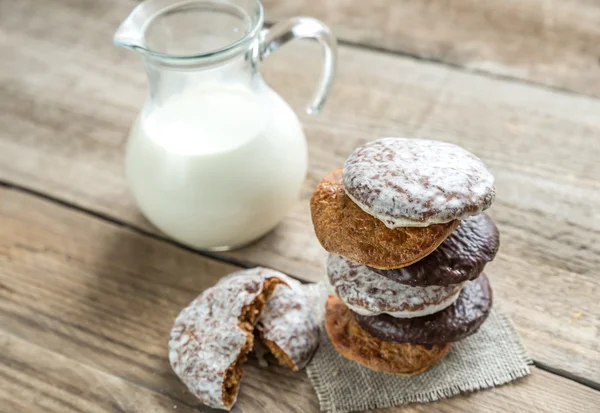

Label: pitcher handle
[260,17,337,115]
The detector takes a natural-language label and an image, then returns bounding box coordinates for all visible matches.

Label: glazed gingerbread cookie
[326,254,464,318]
[310,169,459,269]
[325,294,451,375]
[343,138,495,228]
[169,268,283,410]
[371,213,499,286]
[354,274,493,345]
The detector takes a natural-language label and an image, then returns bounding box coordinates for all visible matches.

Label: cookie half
[354,273,492,345]
[256,272,320,371]
[218,269,319,371]
[343,138,495,228]
[370,213,499,286]
[325,294,451,375]
[310,169,459,269]
[169,269,283,410]
[326,254,464,318]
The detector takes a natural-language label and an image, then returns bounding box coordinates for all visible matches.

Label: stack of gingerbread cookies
[310,137,499,375]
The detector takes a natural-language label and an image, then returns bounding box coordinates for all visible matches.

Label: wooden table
[1,0,599,411]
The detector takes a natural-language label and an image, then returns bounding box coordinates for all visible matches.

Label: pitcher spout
[114,0,264,64]
[113,0,152,51]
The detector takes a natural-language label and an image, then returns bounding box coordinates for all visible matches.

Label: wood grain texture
[1,0,599,382]
[0,187,318,412]
[2,187,600,413]
[0,332,203,413]
[262,0,600,98]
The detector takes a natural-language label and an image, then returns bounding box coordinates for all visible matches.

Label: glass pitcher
[114,0,336,250]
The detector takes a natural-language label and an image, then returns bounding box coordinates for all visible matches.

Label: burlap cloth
[304,284,532,413]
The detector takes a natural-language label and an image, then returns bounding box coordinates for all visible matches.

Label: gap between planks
[0,179,252,273]
[261,20,598,103]
[327,37,598,103]
[1,179,599,393]
[533,361,600,392]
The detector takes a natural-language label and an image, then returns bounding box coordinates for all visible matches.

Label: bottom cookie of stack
[325,294,452,375]
[324,273,493,376]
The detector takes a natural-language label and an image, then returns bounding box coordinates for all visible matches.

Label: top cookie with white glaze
[343,138,495,228]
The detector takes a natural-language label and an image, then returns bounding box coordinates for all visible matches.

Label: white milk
[125,84,308,249]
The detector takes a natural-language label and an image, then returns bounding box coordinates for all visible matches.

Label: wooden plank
[0,333,316,413]
[2,187,600,413]
[0,186,318,412]
[0,332,203,413]
[262,0,600,98]
[1,0,599,382]
[4,336,600,413]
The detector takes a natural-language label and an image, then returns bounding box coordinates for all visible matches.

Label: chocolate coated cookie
[354,274,492,345]
[371,213,499,286]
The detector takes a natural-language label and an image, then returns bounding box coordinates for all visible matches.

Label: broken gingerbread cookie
[168,268,283,410]
[169,268,319,410]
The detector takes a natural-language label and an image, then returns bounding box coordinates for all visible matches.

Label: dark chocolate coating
[370,213,499,286]
[354,274,492,345]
